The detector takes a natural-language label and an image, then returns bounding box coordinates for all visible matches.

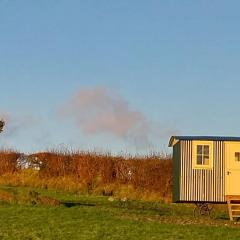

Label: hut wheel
[194,203,215,219]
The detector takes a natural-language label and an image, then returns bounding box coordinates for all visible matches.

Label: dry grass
[0,149,172,201]
[0,191,16,203]
[0,150,20,175]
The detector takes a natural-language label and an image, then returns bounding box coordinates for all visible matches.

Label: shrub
[0,150,173,201]
[0,150,20,175]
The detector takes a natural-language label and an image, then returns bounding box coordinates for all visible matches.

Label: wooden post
[226,196,233,221]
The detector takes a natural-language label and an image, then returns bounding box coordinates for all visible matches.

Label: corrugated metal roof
[169,136,240,147]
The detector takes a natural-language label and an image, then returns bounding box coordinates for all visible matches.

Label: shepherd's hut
[169,136,240,220]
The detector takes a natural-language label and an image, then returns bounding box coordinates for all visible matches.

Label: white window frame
[192,141,213,169]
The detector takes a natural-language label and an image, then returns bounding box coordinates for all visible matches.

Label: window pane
[235,152,240,162]
[203,145,209,155]
[197,145,202,154]
[203,156,209,165]
[197,155,202,165]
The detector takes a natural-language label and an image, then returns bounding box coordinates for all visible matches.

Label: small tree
[0,120,4,133]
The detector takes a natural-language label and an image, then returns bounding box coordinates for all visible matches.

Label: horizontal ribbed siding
[180,140,225,202]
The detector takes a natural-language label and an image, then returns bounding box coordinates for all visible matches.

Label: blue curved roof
[169,136,240,147]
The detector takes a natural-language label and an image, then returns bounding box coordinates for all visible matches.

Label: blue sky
[1,0,240,154]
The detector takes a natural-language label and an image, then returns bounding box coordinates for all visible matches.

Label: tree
[0,120,4,133]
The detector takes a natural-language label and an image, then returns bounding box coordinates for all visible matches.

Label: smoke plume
[60,86,153,149]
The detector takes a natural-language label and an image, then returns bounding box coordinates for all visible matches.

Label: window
[235,152,240,162]
[197,145,210,165]
[192,141,213,169]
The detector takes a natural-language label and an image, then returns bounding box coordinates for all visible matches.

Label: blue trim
[169,136,240,147]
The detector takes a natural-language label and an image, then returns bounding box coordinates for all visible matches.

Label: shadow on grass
[60,201,96,208]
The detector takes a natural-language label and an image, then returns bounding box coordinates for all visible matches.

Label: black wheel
[209,207,216,219]
[194,206,200,218]
[194,203,214,219]
[194,205,210,218]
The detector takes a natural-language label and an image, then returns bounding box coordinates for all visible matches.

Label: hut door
[226,143,240,196]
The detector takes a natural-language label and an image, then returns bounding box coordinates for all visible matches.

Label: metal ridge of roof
[169,136,240,147]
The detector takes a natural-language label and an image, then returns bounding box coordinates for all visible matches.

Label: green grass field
[0,186,239,240]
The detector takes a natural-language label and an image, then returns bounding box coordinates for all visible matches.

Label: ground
[0,186,239,240]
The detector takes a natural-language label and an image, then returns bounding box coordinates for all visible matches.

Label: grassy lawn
[0,186,239,240]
